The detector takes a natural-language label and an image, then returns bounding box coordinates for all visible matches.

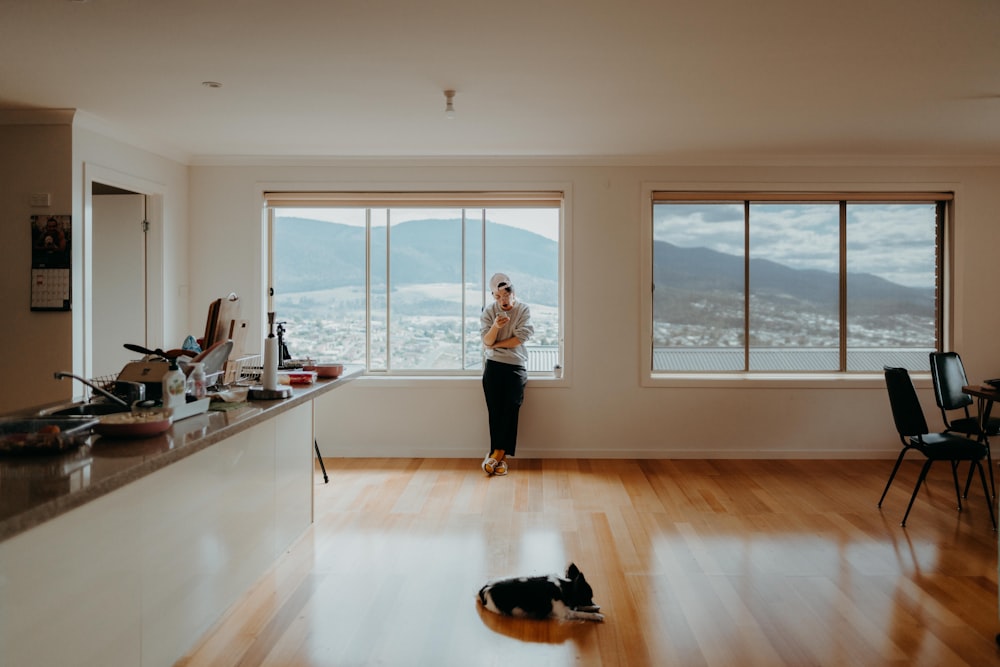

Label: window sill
[356,374,568,388]
[644,371,929,389]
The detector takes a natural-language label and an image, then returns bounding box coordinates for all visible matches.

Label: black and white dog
[478,563,605,622]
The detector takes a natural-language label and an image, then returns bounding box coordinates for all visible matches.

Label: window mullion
[481,209,487,368]
[743,201,750,372]
[839,201,847,372]
[460,209,467,369]
[365,208,371,372]
[935,201,945,351]
[385,208,392,372]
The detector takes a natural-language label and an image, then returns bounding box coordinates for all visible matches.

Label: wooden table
[962,383,1000,438]
[965,384,1000,647]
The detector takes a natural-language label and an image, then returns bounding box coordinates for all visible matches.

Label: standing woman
[480,273,534,476]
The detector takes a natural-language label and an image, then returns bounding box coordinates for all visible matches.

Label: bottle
[162,359,186,410]
[191,362,207,399]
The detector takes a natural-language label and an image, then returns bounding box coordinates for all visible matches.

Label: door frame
[81,163,165,381]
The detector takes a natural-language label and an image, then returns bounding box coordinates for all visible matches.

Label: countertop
[0,367,363,542]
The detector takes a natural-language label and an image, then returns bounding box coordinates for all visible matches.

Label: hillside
[274,217,559,305]
[652,240,933,318]
[274,216,933,322]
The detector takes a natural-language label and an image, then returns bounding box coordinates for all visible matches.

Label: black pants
[482,360,527,457]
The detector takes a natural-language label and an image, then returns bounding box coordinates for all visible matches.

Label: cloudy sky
[279,207,560,241]
[653,202,937,289]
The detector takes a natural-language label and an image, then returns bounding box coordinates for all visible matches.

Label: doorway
[91,182,146,379]
[80,163,165,383]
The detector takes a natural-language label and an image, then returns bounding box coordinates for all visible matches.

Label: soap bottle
[162,359,186,410]
[191,362,207,400]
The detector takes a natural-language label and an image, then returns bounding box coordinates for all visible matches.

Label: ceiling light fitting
[444,89,456,119]
[202,81,222,89]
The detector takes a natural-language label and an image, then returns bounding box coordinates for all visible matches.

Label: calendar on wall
[30,214,71,311]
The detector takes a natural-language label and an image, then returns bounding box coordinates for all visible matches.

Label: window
[651,192,947,373]
[266,192,562,374]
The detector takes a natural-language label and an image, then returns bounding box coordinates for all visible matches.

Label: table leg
[315,439,329,484]
[975,396,995,497]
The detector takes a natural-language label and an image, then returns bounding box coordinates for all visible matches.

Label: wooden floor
[176,458,1000,666]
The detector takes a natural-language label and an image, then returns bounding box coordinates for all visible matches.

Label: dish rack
[86,353,264,397]
[224,354,263,386]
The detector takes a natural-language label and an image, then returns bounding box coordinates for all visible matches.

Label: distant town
[275,287,559,371]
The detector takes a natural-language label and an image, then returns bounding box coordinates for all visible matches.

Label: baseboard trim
[321,446,903,460]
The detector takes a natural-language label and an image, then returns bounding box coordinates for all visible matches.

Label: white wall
[189,161,1000,459]
[0,114,74,411]
[0,117,189,414]
[73,125,191,365]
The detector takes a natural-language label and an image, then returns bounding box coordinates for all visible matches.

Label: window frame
[263,189,569,379]
[640,186,954,386]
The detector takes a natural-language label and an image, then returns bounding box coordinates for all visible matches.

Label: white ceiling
[2,0,999,164]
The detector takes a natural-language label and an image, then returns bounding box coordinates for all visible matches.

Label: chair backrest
[929,351,973,412]
[884,366,929,437]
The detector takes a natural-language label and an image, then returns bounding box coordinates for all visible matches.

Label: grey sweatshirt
[480,300,534,367]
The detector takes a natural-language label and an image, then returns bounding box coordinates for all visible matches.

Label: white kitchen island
[0,368,361,667]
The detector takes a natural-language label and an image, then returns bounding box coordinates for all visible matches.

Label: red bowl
[303,363,344,379]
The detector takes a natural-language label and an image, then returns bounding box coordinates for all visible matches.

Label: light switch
[30,192,51,207]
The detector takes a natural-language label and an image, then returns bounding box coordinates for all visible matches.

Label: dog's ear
[566,563,580,579]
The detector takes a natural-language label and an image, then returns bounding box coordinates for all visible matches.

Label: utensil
[123,343,196,360]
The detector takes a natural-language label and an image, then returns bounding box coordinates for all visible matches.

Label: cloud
[654,202,936,288]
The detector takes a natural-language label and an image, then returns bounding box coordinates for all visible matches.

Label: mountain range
[652,241,933,320]
[274,216,559,305]
[274,216,933,318]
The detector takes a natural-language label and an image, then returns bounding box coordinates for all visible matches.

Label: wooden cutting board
[203,298,221,347]
[227,319,249,358]
[212,294,242,347]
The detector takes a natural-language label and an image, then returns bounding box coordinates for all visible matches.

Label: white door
[92,194,146,379]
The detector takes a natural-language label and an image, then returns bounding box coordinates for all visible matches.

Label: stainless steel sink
[42,403,132,417]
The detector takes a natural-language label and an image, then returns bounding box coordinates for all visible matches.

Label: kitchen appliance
[112,381,145,404]
[116,361,172,399]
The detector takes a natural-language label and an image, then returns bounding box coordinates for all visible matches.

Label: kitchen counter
[0,366,363,542]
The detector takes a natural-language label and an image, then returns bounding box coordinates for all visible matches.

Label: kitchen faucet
[53,372,130,408]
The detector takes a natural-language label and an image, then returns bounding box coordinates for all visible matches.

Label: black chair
[879,366,996,529]
[929,351,999,496]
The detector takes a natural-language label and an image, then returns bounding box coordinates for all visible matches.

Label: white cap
[489,272,512,294]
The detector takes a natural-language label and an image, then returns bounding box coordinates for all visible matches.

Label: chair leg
[962,437,996,499]
[901,460,934,527]
[879,448,909,508]
[985,437,995,498]
[963,435,995,498]
[963,461,976,499]
[949,461,964,511]
[975,461,997,531]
